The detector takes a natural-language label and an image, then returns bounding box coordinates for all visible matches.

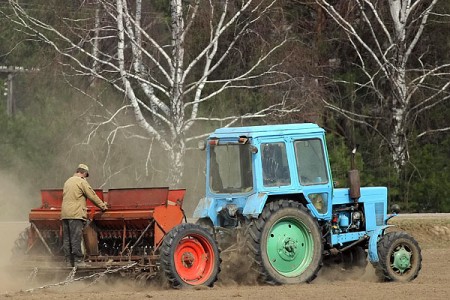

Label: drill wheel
[159,223,221,288]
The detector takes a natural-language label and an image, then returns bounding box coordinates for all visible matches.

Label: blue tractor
[194,123,422,284]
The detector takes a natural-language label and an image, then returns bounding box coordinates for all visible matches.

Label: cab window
[294,139,328,185]
[261,142,291,187]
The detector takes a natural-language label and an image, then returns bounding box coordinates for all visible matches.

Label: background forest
[0,0,449,220]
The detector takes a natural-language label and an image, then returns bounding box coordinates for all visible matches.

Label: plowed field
[1,214,450,300]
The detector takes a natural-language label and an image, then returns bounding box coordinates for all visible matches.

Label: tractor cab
[194,123,333,225]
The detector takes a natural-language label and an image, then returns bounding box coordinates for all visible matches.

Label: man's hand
[101,202,109,212]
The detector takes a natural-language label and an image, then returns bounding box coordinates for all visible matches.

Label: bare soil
[1,215,450,300]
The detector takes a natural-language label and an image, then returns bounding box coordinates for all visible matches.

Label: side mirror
[391,204,401,214]
[198,140,206,151]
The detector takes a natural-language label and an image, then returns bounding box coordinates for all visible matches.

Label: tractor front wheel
[247,200,323,284]
[375,231,422,282]
[159,223,221,288]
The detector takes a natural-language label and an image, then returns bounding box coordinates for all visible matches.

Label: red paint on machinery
[28,187,186,249]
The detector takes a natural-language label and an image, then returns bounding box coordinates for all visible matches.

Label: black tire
[376,231,422,282]
[159,223,221,288]
[247,200,323,284]
[342,246,367,270]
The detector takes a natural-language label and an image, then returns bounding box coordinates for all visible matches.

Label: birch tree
[316,0,450,170]
[4,0,294,186]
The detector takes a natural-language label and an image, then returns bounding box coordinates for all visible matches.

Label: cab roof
[210,123,325,139]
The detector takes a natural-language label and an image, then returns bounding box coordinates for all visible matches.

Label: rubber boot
[74,259,90,268]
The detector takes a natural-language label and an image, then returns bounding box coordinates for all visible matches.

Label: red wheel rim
[174,234,215,285]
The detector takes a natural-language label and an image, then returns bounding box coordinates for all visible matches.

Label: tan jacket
[61,175,107,220]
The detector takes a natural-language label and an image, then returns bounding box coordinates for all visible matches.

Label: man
[61,163,108,267]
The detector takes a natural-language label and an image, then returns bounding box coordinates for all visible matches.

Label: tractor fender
[192,197,222,226]
[193,197,212,219]
[242,192,269,218]
[367,225,394,263]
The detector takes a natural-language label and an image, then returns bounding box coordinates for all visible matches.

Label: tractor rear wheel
[247,200,323,284]
[375,231,422,282]
[159,223,221,288]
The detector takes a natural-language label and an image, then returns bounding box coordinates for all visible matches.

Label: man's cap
[77,163,89,177]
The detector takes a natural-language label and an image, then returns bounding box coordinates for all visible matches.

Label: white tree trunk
[389,0,408,168]
[167,138,186,187]
[4,0,293,186]
[318,0,447,171]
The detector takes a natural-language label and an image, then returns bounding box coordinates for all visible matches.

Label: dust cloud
[0,221,28,293]
[316,263,379,283]
[0,172,39,221]
[216,251,259,287]
[1,73,216,223]
[0,166,42,292]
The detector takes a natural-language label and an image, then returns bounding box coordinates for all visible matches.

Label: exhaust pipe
[348,148,361,202]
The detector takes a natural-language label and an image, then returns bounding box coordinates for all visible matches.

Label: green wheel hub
[391,245,412,273]
[266,218,313,277]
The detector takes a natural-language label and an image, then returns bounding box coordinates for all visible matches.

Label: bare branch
[417,127,450,138]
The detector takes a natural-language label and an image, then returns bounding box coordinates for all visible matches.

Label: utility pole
[6,73,14,116]
[1,66,39,116]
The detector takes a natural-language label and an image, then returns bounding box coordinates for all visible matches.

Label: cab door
[292,137,333,220]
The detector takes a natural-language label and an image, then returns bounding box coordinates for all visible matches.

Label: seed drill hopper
[14,187,220,287]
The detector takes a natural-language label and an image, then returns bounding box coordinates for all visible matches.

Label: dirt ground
[1,215,450,300]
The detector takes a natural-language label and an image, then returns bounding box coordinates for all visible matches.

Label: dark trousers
[62,219,85,264]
